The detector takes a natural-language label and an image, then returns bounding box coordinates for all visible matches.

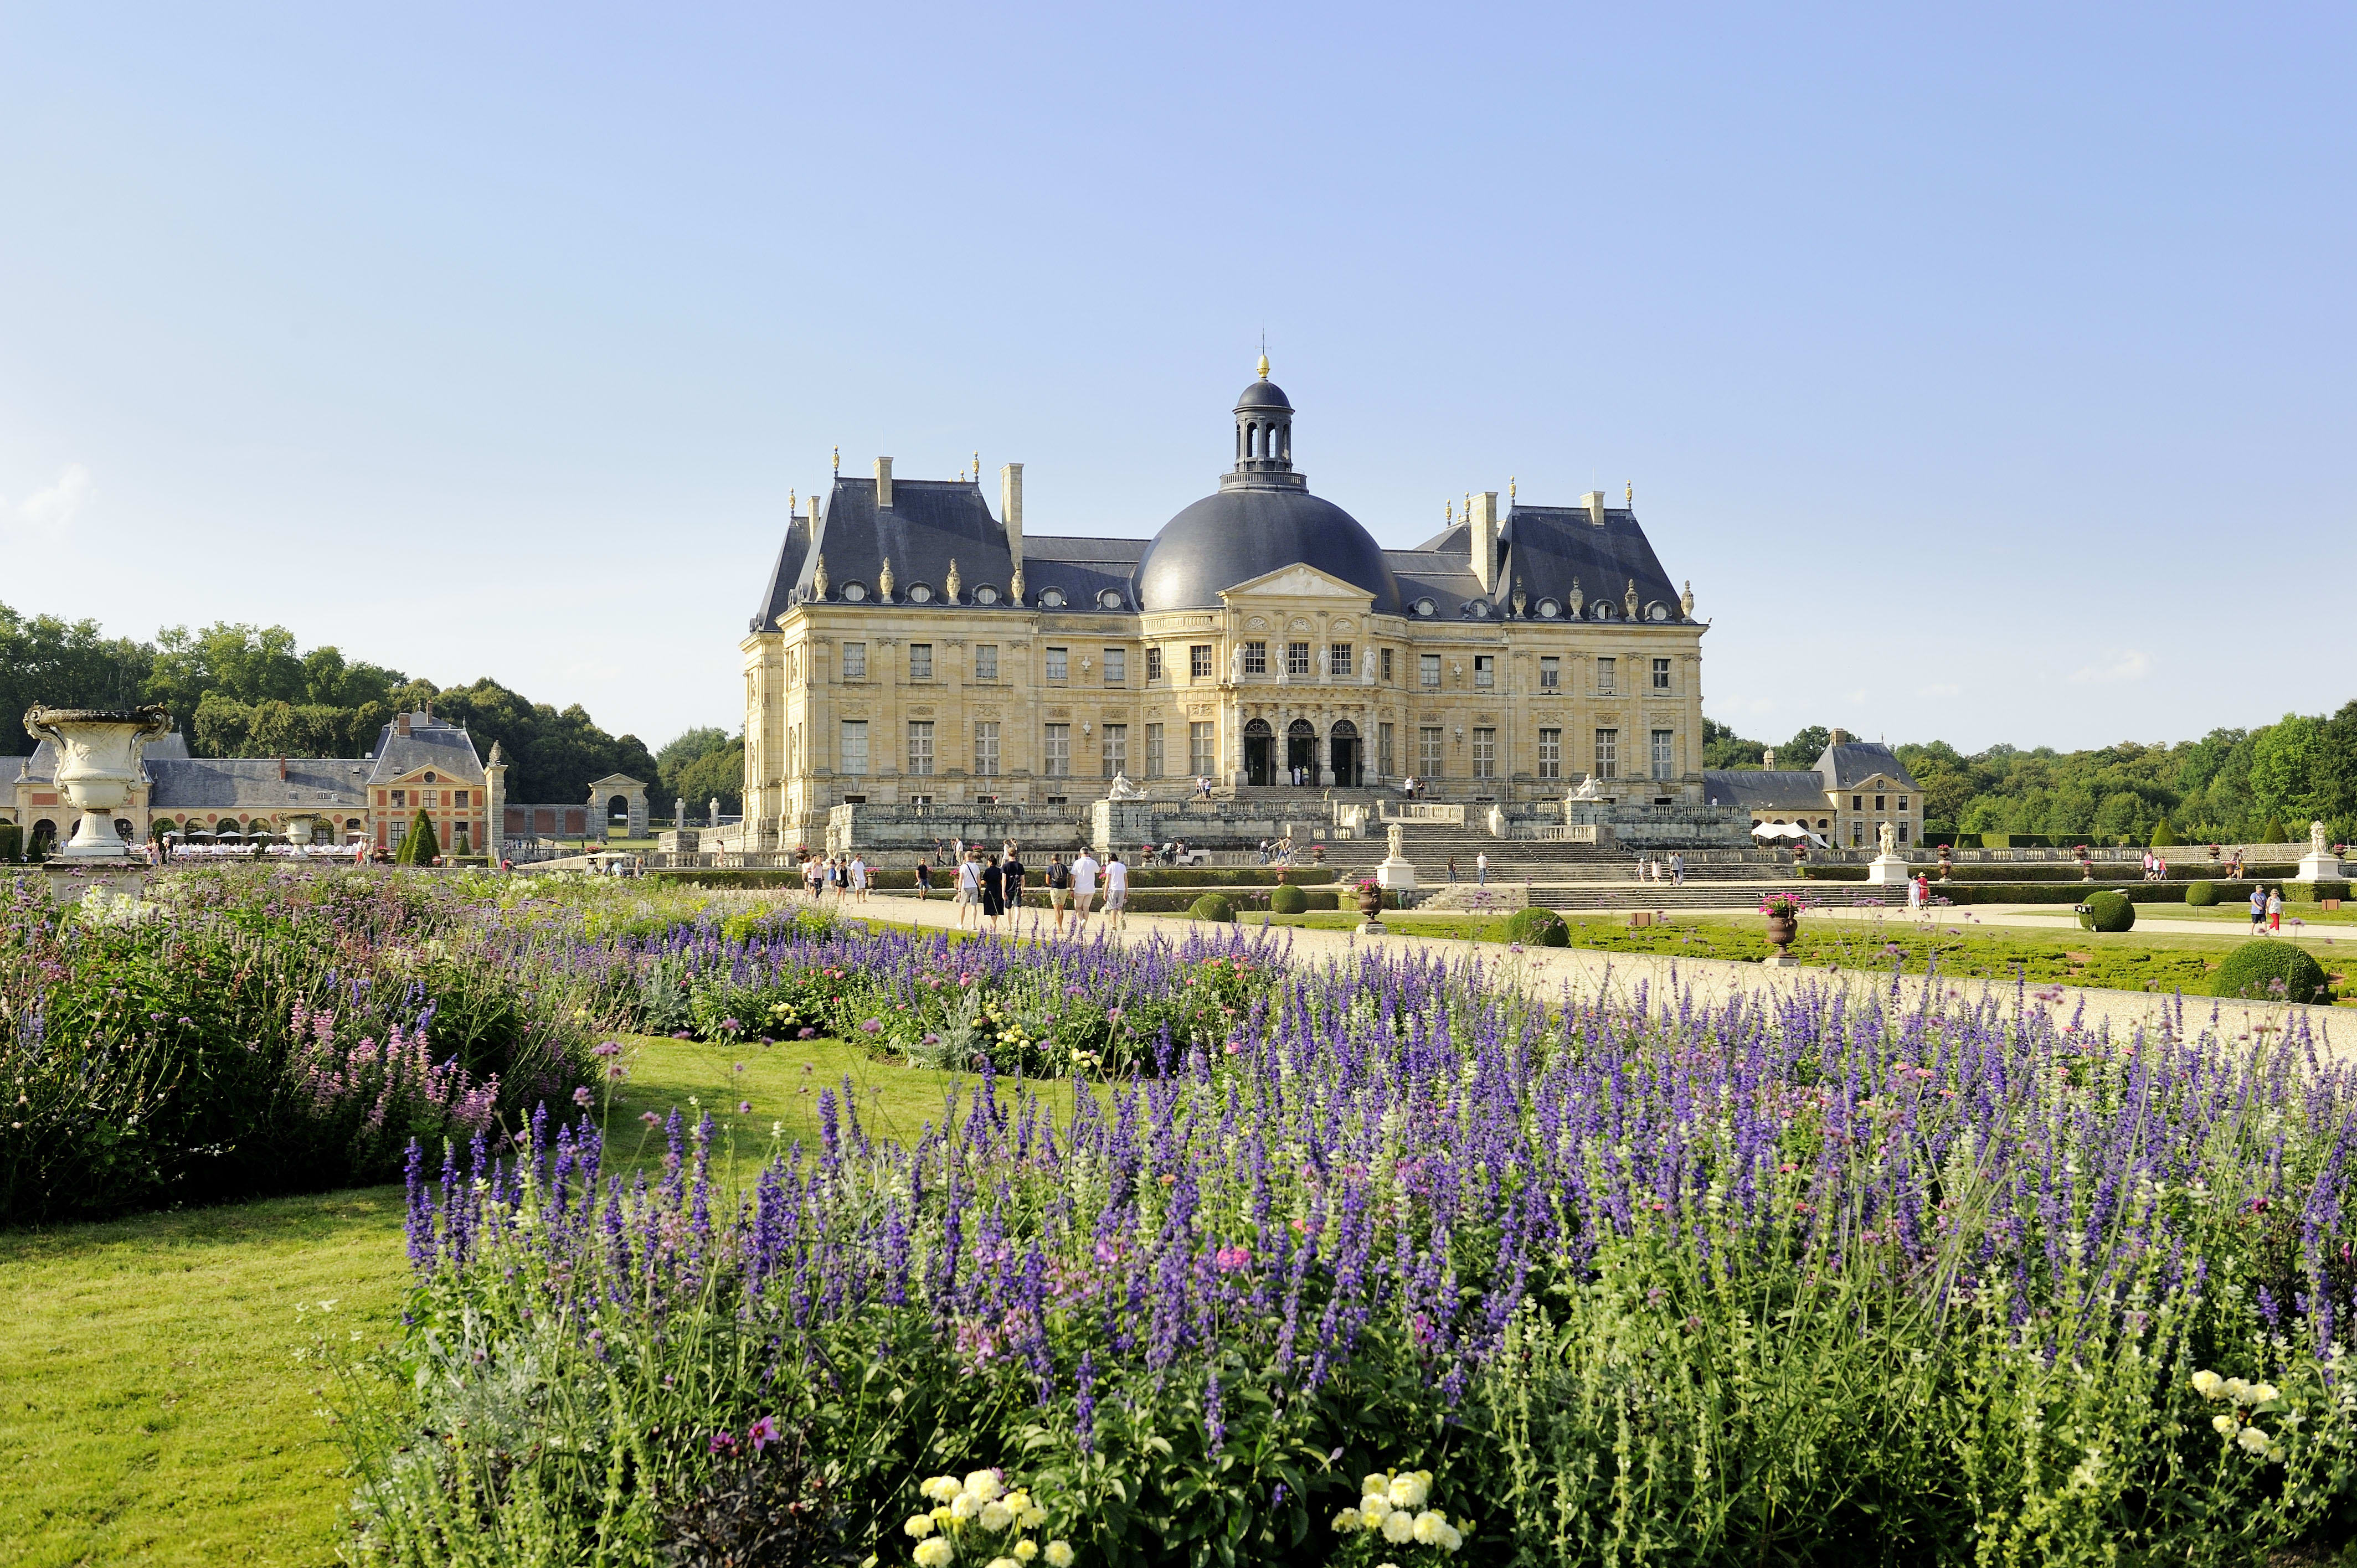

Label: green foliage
[2078,891,2137,932]
[1188,893,1236,922]
[2149,814,2180,847]
[2212,941,2331,1005]
[1268,881,1309,915]
[394,810,439,865]
[2262,816,2291,844]
[671,735,745,817]
[0,823,18,863]
[1502,906,1570,946]
[0,602,153,723]
[2186,880,2219,907]
[1701,715,1766,769]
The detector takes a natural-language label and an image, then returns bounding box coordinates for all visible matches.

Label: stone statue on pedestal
[676,796,687,829]
[1315,644,1329,679]
[1387,822,1406,860]
[1106,771,1146,802]
[2314,820,2332,855]
[1229,644,1244,681]
[709,797,721,828]
[1879,820,1897,856]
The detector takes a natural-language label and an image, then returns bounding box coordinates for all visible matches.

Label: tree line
[1705,708,2357,844]
[2,602,657,807]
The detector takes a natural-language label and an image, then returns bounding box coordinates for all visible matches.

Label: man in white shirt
[1069,848,1100,936]
[1475,850,1488,887]
[1103,851,1130,930]
[849,854,868,902]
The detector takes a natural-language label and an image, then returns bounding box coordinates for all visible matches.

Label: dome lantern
[1232,354,1296,479]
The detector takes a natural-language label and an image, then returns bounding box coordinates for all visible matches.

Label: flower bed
[358,939,2357,1565]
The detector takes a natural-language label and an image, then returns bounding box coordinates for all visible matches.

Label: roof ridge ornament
[877,556,895,600]
[1257,350,1269,379]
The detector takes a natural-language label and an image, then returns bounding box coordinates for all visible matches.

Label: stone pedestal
[1762,952,1799,968]
[1376,857,1417,893]
[1357,919,1387,935]
[43,857,148,907]
[2298,852,2344,883]
[1864,854,1912,886]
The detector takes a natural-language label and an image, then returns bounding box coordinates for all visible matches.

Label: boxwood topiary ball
[2079,890,2135,932]
[2212,940,2331,1005]
[1502,907,1571,946]
[1269,883,1309,915]
[1188,893,1236,924]
[2184,880,2217,907]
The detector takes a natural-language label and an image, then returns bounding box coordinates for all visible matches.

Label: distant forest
[1705,709,2357,845]
[3,602,658,807]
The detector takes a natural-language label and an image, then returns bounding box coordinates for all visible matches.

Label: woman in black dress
[979,852,1006,933]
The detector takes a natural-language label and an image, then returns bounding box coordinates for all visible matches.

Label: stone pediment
[1219,563,1372,602]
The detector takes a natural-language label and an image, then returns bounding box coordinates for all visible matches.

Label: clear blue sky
[2,4,2349,755]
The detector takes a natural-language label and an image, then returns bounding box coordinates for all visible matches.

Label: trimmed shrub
[0,823,18,863]
[2149,816,2179,848]
[2185,880,2219,907]
[1502,907,1571,947]
[1269,882,1309,915]
[395,810,440,865]
[2077,890,2135,932]
[2212,941,2331,1005]
[1187,893,1236,923]
[2262,817,2291,845]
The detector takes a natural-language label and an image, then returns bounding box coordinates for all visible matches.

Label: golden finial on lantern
[1256,351,1270,379]
[832,446,840,473]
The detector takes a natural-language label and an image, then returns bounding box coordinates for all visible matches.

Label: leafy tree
[658,727,732,801]
[675,736,745,817]
[395,809,439,865]
[0,604,153,736]
[1701,716,1765,770]
[1782,726,1832,768]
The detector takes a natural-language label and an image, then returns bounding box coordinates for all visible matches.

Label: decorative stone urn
[23,704,171,859]
[284,816,316,847]
[1355,881,1387,935]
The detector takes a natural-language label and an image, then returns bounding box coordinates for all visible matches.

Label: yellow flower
[1413,1511,1445,1545]
[2191,1370,2225,1399]
[1015,1543,1038,1563]
[905,1513,937,1538]
[914,1539,955,1568]
[1438,1524,1464,1552]
[950,1492,981,1520]
[987,1557,1018,1568]
[1044,1543,1075,1568]
[2214,1414,2238,1436]
[923,1476,963,1503]
[1360,1497,1391,1526]
[1382,1509,1415,1544]
[1331,1508,1363,1531]
[1361,1472,1392,1496]
[2254,1383,2282,1404]
[1019,1507,1047,1530]
[2237,1426,2272,1456]
[965,1469,1005,1502]
[980,1500,1014,1533]
[1388,1473,1428,1510]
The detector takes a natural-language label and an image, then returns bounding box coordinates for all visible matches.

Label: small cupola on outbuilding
[1233,354,1294,477]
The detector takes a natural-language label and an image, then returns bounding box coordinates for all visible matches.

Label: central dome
[1131,361,1399,612]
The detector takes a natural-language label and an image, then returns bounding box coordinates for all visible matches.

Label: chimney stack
[1000,462,1024,569]
[277,755,287,781]
[1829,727,1851,746]
[397,713,413,738]
[874,456,893,508]
[1581,490,1607,528]
[1469,490,1499,593]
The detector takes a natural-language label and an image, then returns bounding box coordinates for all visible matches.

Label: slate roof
[1815,741,1921,792]
[1496,506,1684,623]
[1702,769,1831,812]
[770,477,1020,620]
[366,715,488,787]
[147,757,370,811]
[1383,551,1491,620]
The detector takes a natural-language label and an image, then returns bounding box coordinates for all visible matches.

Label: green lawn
[0,1033,1064,1567]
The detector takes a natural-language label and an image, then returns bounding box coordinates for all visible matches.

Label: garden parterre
[361,915,2357,1566]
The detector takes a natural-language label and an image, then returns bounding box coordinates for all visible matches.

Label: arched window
[1247,422,1259,458]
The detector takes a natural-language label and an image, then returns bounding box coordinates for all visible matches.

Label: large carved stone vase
[24,704,172,859]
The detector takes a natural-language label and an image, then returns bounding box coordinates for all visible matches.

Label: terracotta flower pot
[1764,913,1799,949]
[1357,888,1384,919]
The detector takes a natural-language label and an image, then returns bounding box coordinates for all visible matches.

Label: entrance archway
[1243,719,1273,786]
[1329,719,1361,788]
[28,819,56,857]
[1285,720,1317,785]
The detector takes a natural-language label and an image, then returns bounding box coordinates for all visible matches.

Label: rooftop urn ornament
[1509,476,1516,504]
[23,704,172,859]
[1009,564,1025,603]
[877,556,895,600]
[1257,350,1270,379]
[811,554,829,599]
[1511,577,1528,616]
[944,558,961,604]
[1681,580,1695,617]
[1624,579,1639,619]
[1569,577,1584,616]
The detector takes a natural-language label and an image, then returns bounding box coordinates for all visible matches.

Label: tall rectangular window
[1243,640,1267,675]
[909,644,933,680]
[1145,723,1164,778]
[908,721,935,776]
[1419,726,1443,776]
[840,720,869,776]
[1045,647,1068,681]
[1286,641,1311,677]
[1473,655,1494,689]
[1381,647,1394,683]
[1597,657,1616,693]
[1330,643,1354,677]
[974,644,999,682]
[1101,724,1127,778]
[1538,728,1562,779]
[1146,646,1163,681]
[1189,721,1214,777]
[842,642,868,680]
[1420,654,1441,689]
[1104,648,1126,685]
[1378,722,1394,777]
[1652,657,1671,692]
[1043,724,1070,777]
[1593,728,1618,780]
[1190,644,1213,680]
[973,721,1000,776]
[1651,729,1674,780]
[1473,728,1496,779]
[1538,656,1560,690]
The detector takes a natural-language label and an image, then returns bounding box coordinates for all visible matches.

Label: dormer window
[1591,601,1614,620]
[1465,600,1490,618]
[907,582,934,604]
[972,585,1001,605]
[1097,589,1124,610]
[841,581,869,602]
[1413,598,1437,617]
[1040,587,1067,608]
[1536,597,1561,618]
[1646,602,1669,621]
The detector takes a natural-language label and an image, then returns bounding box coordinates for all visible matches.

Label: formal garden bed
[11,868,2357,1564]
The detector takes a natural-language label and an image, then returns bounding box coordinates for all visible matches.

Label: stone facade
[740,366,1710,851]
[1701,729,1924,849]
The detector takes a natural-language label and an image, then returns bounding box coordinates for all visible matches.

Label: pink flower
[1214,1244,1252,1272]
[747,1415,779,1452]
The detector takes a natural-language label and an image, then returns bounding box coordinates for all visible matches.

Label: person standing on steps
[1670,852,1686,886]
[1476,850,1488,887]
[1447,857,1458,884]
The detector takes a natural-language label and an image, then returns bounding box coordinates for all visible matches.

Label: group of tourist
[2251,884,2288,932]
[1631,852,1687,885]
[797,852,874,903]
[929,844,1130,937]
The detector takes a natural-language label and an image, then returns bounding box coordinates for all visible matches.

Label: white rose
[1413,1511,1445,1545]
[966,1469,1005,1502]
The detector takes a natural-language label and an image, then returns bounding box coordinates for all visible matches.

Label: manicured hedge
[2212,941,2332,1005]
[2186,881,2219,907]
[1188,893,1236,922]
[2078,890,2135,932]
[1503,907,1571,946]
[0,823,18,863]
[1269,883,1310,915]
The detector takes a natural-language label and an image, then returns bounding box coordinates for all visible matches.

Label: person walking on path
[955,852,980,930]
[1103,852,1129,930]
[914,859,933,900]
[980,852,1006,935]
[1476,850,1489,888]
[1047,855,1072,930]
[2250,883,2268,932]
[848,853,868,904]
[1002,847,1027,914]
[1071,848,1102,937]
[2268,886,2284,933]
[1670,852,1686,886]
